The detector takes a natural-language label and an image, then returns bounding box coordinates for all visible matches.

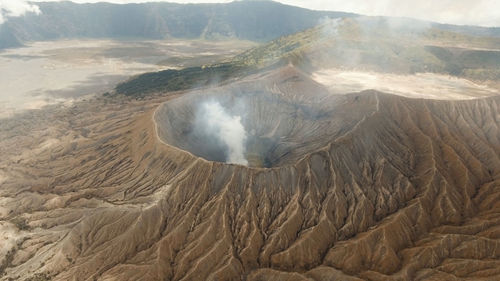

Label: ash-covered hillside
[1,2,500,281]
[1,66,500,281]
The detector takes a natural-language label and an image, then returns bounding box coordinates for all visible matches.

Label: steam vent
[2,66,500,281]
[155,71,375,168]
[3,0,500,279]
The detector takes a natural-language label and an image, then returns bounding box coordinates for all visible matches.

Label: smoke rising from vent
[201,101,248,165]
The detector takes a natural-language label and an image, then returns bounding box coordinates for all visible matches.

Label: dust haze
[0,39,255,118]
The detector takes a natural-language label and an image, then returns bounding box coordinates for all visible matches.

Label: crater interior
[155,80,376,168]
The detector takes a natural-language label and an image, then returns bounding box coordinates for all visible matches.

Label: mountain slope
[1,67,499,280]
[0,1,353,49]
[116,17,500,96]
[2,1,499,51]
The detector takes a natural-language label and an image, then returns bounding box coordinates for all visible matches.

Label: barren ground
[0,39,255,118]
[0,65,499,280]
[312,68,499,100]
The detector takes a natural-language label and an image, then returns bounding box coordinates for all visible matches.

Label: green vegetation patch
[116,62,252,97]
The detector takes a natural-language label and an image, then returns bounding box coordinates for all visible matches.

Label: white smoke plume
[0,0,41,25]
[202,101,248,165]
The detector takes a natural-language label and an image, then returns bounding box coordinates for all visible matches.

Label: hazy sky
[0,0,499,27]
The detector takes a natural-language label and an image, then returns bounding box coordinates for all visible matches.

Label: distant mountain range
[1,1,499,50]
[0,1,352,49]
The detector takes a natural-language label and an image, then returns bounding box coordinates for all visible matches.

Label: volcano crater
[155,82,377,168]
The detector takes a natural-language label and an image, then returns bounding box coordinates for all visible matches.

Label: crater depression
[154,69,375,167]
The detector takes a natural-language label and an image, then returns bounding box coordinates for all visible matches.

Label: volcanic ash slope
[1,68,500,281]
